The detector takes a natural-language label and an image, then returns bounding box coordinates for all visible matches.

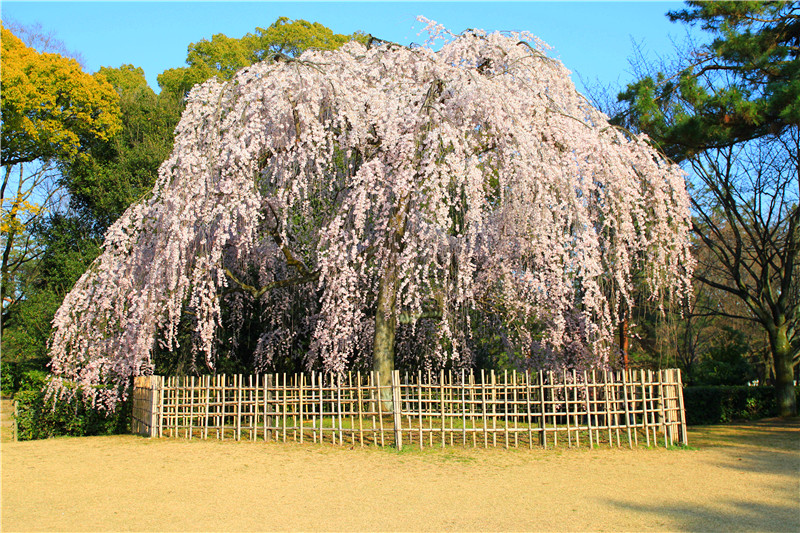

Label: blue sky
[2,1,696,96]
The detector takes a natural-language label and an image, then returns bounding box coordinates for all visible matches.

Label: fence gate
[131,369,688,449]
[131,375,162,437]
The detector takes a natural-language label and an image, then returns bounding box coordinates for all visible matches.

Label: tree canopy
[617,0,799,161]
[617,0,799,416]
[157,17,368,98]
[0,26,120,167]
[48,25,694,409]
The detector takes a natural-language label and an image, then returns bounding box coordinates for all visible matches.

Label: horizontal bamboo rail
[132,369,688,449]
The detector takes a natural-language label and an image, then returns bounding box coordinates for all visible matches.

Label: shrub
[0,357,50,397]
[683,385,800,425]
[13,380,131,441]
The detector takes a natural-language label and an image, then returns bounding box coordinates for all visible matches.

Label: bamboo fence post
[157,376,164,438]
[512,370,518,448]
[263,374,269,441]
[621,370,633,448]
[310,372,316,444]
[537,371,545,448]
[657,370,668,448]
[320,372,326,445]
[601,370,611,446]
[562,368,572,448]
[13,399,18,442]
[391,370,402,450]
[640,370,651,447]
[439,370,445,448]
[281,372,288,442]
[549,371,558,447]
[583,371,593,449]
[491,370,497,448]
[524,370,533,449]
[355,371,363,447]
[448,371,455,447]
[608,370,620,447]
[503,370,509,449]
[188,375,194,440]
[470,371,476,448]
[417,370,423,449]
[376,372,385,447]
[173,377,179,439]
[481,369,488,448]
[461,368,467,448]
[347,372,354,445]
[676,369,688,445]
[426,371,433,447]
[336,373,343,445]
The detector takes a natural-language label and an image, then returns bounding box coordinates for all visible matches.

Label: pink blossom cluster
[48,24,693,410]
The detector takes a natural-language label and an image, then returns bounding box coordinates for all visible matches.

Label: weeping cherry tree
[49,21,694,409]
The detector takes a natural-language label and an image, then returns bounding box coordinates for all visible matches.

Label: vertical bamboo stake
[310,372,317,444]
[448,370,454,447]
[601,370,611,446]
[348,372,354,445]
[461,369,467,447]
[524,370,533,449]
[172,377,179,439]
[583,371,593,449]
[158,376,165,438]
[188,376,195,440]
[391,370,402,450]
[439,370,446,448]
[491,370,497,448]
[356,371,363,447]
[470,370,476,448]
[13,399,18,442]
[563,370,572,448]
[503,370,509,449]
[549,371,558,447]
[657,370,668,448]
[676,369,688,445]
[621,370,633,448]
[376,372,385,447]
[318,372,324,444]
[336,373,343,446]
[417,370,424,449]
[640,370,650,447]
[263,374,269,442]
[512,370,518,448]
[480,369,488,448]
[539,370,555,449]
[281,372,288,442]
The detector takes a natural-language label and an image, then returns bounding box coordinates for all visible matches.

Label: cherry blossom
[48,23,693,409]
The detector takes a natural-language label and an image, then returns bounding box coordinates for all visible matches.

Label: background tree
[157,17,368,98]
[1,25,120,325]
[617,0,799,415]
[48,27,693,410]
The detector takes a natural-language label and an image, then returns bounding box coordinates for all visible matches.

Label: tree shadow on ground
[688,418,800,478]
[605,497,800,532]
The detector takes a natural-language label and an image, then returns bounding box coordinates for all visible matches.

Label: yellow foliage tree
[1,26,120,167]
[1,25,121,321]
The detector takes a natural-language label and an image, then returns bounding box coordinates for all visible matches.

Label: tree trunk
[619,317,629,371]
[373,261,398,411]
[770,324,797,417]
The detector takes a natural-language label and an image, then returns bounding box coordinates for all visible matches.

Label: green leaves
[158,18,367,98]
[617,1,799,161]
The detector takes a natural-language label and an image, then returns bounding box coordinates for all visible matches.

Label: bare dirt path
[2,414,798,532]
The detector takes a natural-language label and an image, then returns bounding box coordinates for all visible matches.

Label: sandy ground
[1,398,798,532]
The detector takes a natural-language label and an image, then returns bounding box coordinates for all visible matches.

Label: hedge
[683,385,800,425]
[12,373,131,441]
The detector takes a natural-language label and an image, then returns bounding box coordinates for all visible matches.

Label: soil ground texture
[1,399,798,532]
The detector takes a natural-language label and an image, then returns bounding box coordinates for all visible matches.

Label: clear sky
[2,1,696,96]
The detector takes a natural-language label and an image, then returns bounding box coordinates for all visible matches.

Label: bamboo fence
[132,368,688,449]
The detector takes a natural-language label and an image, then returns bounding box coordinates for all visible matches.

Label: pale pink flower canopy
[49,23,693,410]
